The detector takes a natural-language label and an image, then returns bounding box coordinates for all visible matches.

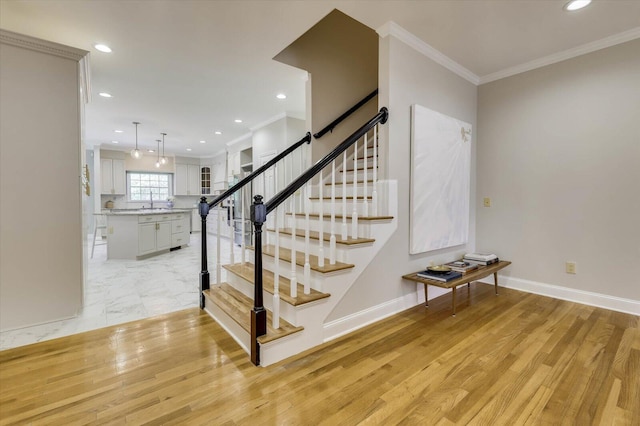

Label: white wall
[477,39,640,304]
[0,32,87,330]
[327,33,478,321]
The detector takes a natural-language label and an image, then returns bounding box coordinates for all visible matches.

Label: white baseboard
[479,275,640,316]
[323,285,449,343]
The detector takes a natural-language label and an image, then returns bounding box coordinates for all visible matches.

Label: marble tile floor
[0,232,243,351]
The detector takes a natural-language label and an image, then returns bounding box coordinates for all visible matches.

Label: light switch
[483,197,491,207]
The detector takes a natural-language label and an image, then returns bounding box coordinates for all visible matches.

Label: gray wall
[327,34,478,321]
[477,39,640,301]
[1,34,86,330]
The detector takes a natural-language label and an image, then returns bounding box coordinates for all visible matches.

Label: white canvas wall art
[410,105,471,254]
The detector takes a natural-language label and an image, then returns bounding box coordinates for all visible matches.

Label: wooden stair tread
[223,263,330,306]
[309,196,373,200]
[287,212,393,221]
[203,283,303,344]
[252,244,354,273]
[267,228,375,245]
[341,167,376,173]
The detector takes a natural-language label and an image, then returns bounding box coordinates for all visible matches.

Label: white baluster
[216,207,221,284]
[263,169,268,246]
[273,207,280,329]
[304,183,311,294]
[318,169,325,268]
[372,125,378,216]
[290,196,297,298]
[352,140,359,239]
[363,133,369,217]
[342,151,347,240]
[330,160,336,264]
[241,187,245,264]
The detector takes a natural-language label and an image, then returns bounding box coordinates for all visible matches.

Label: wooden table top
[402,260,512,289]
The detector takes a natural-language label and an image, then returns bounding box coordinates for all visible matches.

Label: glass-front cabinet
[201,166,211,195]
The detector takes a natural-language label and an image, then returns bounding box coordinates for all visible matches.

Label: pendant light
[155,140,161,168]
[160,132,167,165]
[130,121,142,159]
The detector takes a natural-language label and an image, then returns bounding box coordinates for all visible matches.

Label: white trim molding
[377,21,480,85]
[323,285,449,343]
[0,29,88,62]
[376,22,640,87]
[480,26,640,84]
[479,275,640,316]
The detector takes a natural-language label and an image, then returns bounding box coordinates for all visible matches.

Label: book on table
[416,270,463,282]
[444,260,479,274]
[463,257,499,266]
[464,253,498,262]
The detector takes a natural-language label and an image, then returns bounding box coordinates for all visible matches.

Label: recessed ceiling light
[94,44,112,53]
[200,140,206,144]
[234,119,242,123]
[186,148,192,152]
[148,149,155,153]
[99,92,112,98]
[214,131,222,135]
[111,140,119,144]
[114,130,123,133]
[564,0,591,11]
[276,93,287,100]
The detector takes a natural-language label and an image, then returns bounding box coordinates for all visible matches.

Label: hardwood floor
[1,284,638,425]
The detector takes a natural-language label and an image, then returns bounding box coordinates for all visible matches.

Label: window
[127,172,173,202]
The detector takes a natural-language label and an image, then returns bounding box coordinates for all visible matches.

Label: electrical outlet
[483,197,491,207]
[566,261,576,274]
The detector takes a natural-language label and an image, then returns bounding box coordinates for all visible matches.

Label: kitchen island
[105,209,191,260]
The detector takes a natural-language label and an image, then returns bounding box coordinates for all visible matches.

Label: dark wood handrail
[206,132,311,208]
[312,89,378,139]
[266,107,388,215]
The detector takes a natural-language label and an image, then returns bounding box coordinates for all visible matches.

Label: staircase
[198,105,392,366]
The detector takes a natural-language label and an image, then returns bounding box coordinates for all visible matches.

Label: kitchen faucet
[150,190,153,209]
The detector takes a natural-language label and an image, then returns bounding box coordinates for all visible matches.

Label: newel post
[250,195,267,366]
[199,197,210,309]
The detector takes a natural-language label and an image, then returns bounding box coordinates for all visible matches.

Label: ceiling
[1,0,639,158]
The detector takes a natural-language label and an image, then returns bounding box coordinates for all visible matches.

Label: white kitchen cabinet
[228,152,241,177]
[101,158,126,195]
[175,163,200,195]
[138,222,157,255]
[171,213,190,246]
[137,215,172,256]
[107,211,189,259]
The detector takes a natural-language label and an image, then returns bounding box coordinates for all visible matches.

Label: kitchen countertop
[102,208,192,216]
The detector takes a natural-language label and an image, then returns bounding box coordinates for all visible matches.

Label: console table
[402,260,512,316]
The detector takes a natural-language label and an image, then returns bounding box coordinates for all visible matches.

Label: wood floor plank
[1,286,638,425]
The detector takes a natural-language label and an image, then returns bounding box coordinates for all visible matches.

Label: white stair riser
[283,216,374,237]
[317,183,375,198]
[261,234,354,263]
[204,299,250,354]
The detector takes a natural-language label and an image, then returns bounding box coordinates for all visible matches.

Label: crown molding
[480,26,640,84]
[225,132,253,147]
[0,29,88,62]
[377,21,480,85]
